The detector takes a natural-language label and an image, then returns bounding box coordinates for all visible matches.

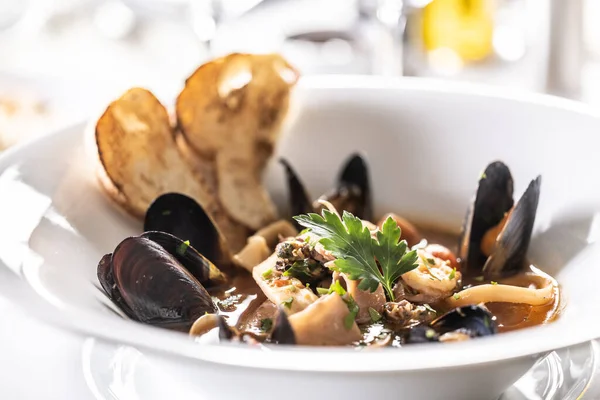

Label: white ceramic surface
[2,76,600,400]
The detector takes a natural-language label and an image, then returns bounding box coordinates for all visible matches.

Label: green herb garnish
[453,293,461,300]
[426,258,436,265]
[425,328,436,339]
[328,280,346,296]
[491,281,498,285]
[323,280,359,330]
[176,240,190,256]
[261,268,273,279]
[448,267,456,280]
[260,318,273,332]
[294,210,418,301]
[161,210,172,216]
[368,307,382,322]
[282,297,294,309]
[283,259,324,284]
[316,287,329,295]
[480,171,487,180]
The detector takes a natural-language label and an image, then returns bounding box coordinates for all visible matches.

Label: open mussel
[405,305,497,344]
[140,231,226,286]
[217,307,296,345]
[458,161,541,279]
[281,153,373,229]
[145,192,232,267]
[430,305,497,338]
[98,235,217,330]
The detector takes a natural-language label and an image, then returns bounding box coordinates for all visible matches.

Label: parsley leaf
[294,210,418,301]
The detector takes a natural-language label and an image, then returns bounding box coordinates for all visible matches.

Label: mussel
[281,153,373,229]
[144,193,232,267]
[218,307,296,345]
[458,161,541,279]
[405,305,497,344]
[140,231,226,286]
[97,234,219,330]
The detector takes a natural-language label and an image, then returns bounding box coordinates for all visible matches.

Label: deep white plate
[81,338,600,400]
[2,76,600,400]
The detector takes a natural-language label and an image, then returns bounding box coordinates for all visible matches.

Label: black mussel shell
[270,308,296,345]
[320,153,373,221]
[97,236,217,330]
[281,154,372,224]
[218,315,236,341]
[483,176,541,279]
[98,253,117,302]
[141,231,225,286]
[280,158,313,230]
[430,305,497,338]
[144,193,231,267]
[459,161,514,273]
[404,325,440,344]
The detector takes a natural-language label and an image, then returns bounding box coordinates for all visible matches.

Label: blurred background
[0,0,596,149]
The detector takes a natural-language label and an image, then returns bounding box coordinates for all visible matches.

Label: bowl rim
[2,74,600,372]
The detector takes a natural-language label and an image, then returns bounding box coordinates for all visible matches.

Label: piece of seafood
[401,248,461,304]
[139,231,226,286]
[281,153,373,229]
[216,308,297,345]
[145,192,232,267]
[458,161,541,279]
[145,192,297,273]
[405,305,497,343]
[97,236,217,330]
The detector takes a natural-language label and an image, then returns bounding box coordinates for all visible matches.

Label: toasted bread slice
[176,53,299,230]
[175,131,250,252]
[95,88,249,252]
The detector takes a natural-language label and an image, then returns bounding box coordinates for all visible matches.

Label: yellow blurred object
[421,0,496,62]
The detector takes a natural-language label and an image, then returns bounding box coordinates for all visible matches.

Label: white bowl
[1,76,600,400]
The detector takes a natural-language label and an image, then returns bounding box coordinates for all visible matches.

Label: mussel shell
[483,176,541,279]
[141,231,226,286]
[99,236,217,330]
[404,325,440,344]
[430,305,497,337]
[98,253,122,309]
[144,193,231,267]
[280,158,313,229]
[270,307,296,345]
[459,161,514,272]
[218,315,236,341]
[319,153,373,221]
